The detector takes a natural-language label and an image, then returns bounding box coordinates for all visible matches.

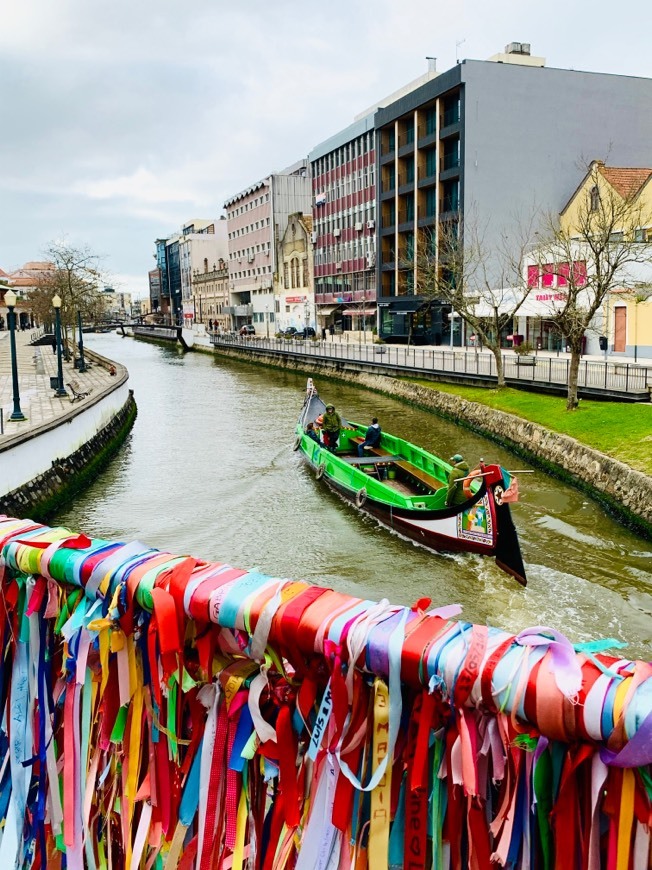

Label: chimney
[426,56,437,73]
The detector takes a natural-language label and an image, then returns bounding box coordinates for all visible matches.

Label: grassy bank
[405,380,652,476]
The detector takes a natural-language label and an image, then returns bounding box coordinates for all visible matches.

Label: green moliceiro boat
[295,379,527,586]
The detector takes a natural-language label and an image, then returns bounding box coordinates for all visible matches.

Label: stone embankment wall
[211,345,652,536]
[0,350,137,520]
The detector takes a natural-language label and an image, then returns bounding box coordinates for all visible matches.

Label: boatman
[357,417,382,456]
[445,454,471,506]
[321,404,342,452]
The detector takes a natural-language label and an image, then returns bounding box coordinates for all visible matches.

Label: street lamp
[77,310,87,372]
[52,295,67,397]
[265,303,270,339]
[4,289,26,421]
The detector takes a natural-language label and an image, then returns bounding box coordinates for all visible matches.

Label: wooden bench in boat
[350,437,445,492]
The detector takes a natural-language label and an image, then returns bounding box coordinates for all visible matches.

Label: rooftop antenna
[456,39,466,63]
[426,56,437,73]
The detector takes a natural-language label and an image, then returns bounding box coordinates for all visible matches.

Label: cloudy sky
[1,0,650,297]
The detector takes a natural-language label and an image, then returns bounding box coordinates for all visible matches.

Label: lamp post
[4,290,26,421]
[52,295,67,397]
[77,310,87,372]
[265,303,270,339]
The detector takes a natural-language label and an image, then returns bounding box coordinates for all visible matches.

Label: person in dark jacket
[357,418,382,456]
[305,422,321,444]
[445,454,471,506]
[321,404,341,452]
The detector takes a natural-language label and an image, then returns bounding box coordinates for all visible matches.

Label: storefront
[378,298,451,345]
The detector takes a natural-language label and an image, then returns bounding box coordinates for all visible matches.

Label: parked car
[302,326,316,338]
[239,324,255,336]
[281,326,299,337]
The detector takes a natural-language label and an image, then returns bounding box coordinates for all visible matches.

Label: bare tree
[536,161,652,409]
[29,241,107,353]
[401,210,539,386]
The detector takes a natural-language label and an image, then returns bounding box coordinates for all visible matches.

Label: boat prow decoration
[296,379,527,585]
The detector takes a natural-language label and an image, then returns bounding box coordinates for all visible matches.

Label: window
[426,187,437,217]
[284,263,289,288]
[557,263,570,286]
[542,264,554,287]
[573,261,587,286]
[527,265,540,288]
[590,186,600,212]
[302,260,308,287]
[425,107,437,136]
[426,148,437,177]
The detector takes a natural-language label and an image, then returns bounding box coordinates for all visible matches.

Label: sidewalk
[0,331,117,441]
[321,330,651,368]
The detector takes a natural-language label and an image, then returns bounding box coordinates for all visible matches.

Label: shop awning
[342,308,376,316]
[381,297,428,313]
[316,304,343,316]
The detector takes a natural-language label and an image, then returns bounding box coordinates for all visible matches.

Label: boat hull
[295,379,527,584]
[309,455,499,557]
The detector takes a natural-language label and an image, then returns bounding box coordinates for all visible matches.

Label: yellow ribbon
[369,678,391,870]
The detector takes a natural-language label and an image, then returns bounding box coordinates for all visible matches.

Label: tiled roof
[598,166,652,199]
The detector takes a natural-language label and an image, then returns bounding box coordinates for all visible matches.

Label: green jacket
[446,460,470,506]
[321,410,341,432]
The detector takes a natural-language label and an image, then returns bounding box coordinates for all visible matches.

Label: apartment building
[179,218,228,324]
[277,213,313,333]
[309,113,377,332]
[191,258,230,332]
[224,161,310,331]
[375,44,652,343]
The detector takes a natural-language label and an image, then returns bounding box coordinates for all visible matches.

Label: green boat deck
[296,422,479,511]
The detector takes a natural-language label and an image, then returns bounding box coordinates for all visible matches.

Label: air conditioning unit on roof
[366,220,375,230]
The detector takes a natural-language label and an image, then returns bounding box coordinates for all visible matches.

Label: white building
[224,161,311,330]
[179,218,228,324]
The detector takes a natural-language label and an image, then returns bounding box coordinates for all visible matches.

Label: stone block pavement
[0,330,117,443]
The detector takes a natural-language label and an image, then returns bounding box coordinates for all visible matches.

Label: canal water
[53,334,652,658]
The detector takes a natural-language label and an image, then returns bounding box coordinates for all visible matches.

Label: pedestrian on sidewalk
[51,336,57,354]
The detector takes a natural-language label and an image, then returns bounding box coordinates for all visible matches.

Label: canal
[54,334,652,658]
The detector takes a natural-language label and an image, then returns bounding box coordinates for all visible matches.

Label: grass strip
[404,380,652,476]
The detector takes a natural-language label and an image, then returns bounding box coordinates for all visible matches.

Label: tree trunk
[566,346,582,410]
[492,346,505,387]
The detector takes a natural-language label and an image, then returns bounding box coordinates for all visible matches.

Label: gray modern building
[375,44,652,343]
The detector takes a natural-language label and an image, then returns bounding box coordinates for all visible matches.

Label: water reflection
[53,334,652,658]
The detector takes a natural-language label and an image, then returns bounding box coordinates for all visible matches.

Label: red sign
[285,296,306,303]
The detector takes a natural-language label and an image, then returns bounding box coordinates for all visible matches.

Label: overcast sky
[1,0,651,297]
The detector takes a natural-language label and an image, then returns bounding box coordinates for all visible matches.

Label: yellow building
[191,258,230,332]
[560,162,652,359]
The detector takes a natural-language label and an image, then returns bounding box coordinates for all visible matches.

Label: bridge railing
[0,516,649,868]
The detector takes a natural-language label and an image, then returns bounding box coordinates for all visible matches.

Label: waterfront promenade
[0,330,118,441]
[209,331,652,400]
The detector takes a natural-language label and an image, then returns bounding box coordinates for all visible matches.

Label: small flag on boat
[502,476,519,503]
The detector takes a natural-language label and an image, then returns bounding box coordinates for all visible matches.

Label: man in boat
[321,404,342,452]
[305,422,321,444]
[357,418,382,457]
[445,454,471,507]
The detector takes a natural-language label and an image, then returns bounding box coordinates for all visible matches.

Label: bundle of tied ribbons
[0,516,650,870]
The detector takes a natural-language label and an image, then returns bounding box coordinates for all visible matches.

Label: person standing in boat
[357,418,382,456]
[445,454,471,506]
[321,404,341,452]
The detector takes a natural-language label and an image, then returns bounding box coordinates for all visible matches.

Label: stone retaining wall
[212,345,652,537]
[0,391,137,520]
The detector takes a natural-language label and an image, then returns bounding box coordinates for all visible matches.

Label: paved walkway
[0,330,116,442]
